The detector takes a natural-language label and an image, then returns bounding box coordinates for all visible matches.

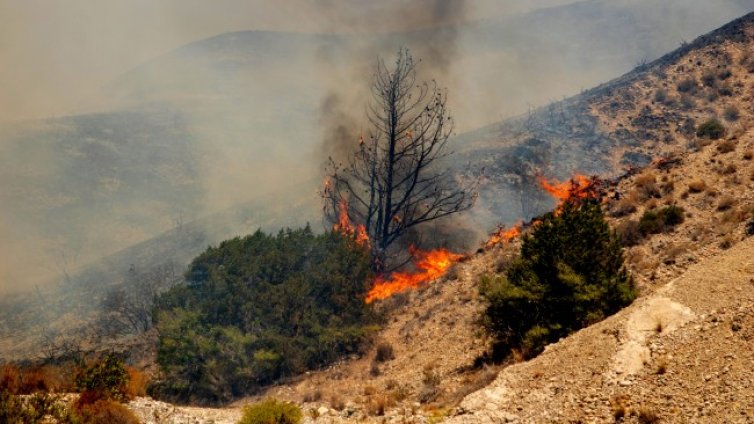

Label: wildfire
[537,173,600,210]
[365,247,464,304]
[333,198,370,246]
[484,224,522,249]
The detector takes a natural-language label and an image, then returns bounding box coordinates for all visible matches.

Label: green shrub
[238,399,302,424]
[152,226,377,404]
[75,354,130,403]
[0,391,76,424]
[696,118,725,139]
[638,205,685,235]
[480,198,635,358]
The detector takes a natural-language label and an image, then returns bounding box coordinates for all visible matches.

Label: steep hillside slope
[123,12,754,423]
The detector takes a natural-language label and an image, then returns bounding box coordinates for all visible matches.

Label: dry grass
[717,195,736,211]
[75,399,141,424]
[610,395,630,421]
[656,357,668,375]
[724,105,740,121]
[717,139,736,153]
[635,173,660,201]
[688,180,707,193]
[330,395,345,411]
[637,407,661,424]
[374,342,395,362]
[366,394,392,416]
[743,150,753,160]
[125,367,149,398]
[446,366,499,406]
[611,198,638,217]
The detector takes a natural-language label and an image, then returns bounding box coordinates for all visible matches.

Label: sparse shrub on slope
[480,198,636,358]
[75,353,130,404]
[638,205,685,236]
[152,226,376,404]
[238,399,302,424]
[696,118,726,139]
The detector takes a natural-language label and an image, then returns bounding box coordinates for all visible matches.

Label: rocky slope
[450,235,754,423]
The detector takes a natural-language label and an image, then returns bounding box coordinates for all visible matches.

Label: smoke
[318,0,470,172]
[1,0,754,295]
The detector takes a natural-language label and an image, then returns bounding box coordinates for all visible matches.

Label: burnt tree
[323,48,476,267]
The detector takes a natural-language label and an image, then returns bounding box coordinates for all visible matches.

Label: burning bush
[480,197,635,359]
[151,226,377,404]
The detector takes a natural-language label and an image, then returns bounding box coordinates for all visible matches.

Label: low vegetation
[480,197,636,358]
[696,118,726,139]
[1,355,141,424]
[638,205,685,235]
[151,226,377,404]
[238,399,302,424]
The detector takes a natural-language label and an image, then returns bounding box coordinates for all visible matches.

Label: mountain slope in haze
[3,0,751,297]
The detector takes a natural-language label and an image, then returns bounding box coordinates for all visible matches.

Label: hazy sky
[0,0,578,121]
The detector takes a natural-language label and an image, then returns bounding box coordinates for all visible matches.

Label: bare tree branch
[323,48,477,269]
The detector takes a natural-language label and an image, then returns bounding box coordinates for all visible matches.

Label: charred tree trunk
[323,48,477,269]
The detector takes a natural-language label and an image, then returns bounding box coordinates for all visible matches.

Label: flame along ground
[485,224,522,249]
[537,173,599,214]
[332,174,594,304]
[365,247,465,304]
[329,196,467,303]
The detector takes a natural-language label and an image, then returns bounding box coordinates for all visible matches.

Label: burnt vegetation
[323,48,477,270]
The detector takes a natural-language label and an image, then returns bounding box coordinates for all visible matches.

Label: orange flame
[333,198,370,246]
[484,224,522,249]
[365,247,463,304]
[537,174,598,212]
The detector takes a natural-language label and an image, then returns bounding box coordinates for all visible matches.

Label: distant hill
[4,0,750,295]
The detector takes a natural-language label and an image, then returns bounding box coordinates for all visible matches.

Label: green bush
[696,118,725,139]
[152,226,377,404]
[75,354,130,403]
[638,205,685,236]
[0,391,76,424]
[238,399,302,424]
[480,198,635,358]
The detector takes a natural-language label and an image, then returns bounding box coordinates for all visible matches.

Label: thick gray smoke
[318,0,469,172]
[1,0,753,295]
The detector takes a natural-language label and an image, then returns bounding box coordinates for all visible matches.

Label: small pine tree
[481,197,636,358]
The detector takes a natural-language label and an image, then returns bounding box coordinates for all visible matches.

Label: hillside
[119,11,754,423]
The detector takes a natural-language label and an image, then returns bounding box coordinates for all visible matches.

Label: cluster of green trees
[481,197,636,359]
[151,227,378,404]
